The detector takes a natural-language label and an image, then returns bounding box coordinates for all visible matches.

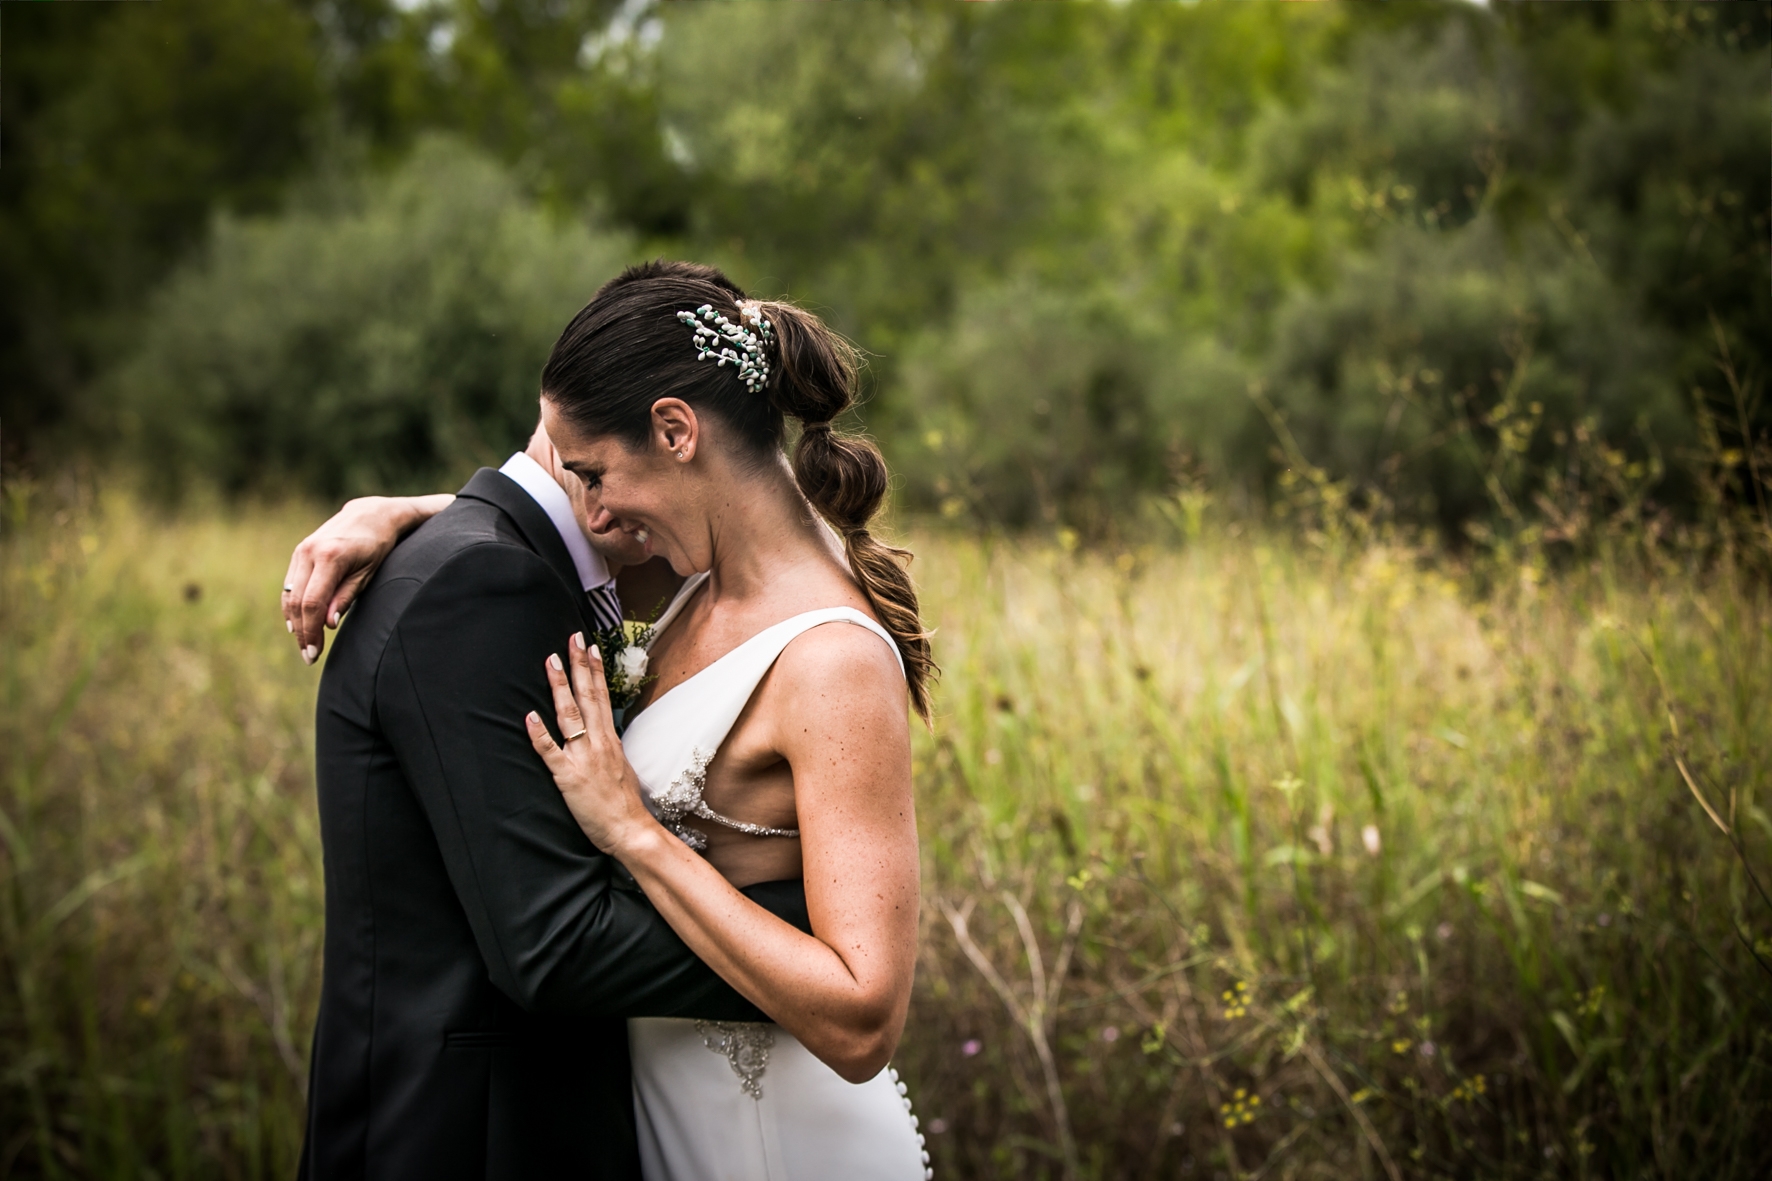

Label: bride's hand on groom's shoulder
[282,494,453,663]
[526,633,659,856]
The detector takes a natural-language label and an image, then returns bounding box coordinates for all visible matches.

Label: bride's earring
[676,450,685,460]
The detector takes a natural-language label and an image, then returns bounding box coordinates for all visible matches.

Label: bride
[292,264,935,1181]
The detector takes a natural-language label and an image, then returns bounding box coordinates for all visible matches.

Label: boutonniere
[590,617,657,725]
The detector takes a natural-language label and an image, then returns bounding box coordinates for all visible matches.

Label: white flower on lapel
[617,645,650,683]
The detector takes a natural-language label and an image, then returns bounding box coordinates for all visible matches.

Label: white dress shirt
[500,452,624,630]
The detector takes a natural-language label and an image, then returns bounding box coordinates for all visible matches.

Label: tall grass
[901,527,1769,1180]
[1,486,320,1179]
[2,482,1767,1179]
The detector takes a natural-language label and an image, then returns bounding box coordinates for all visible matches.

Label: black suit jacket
[300,468,807,1180]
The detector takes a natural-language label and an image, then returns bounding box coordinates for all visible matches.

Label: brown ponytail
[761,301,937,721]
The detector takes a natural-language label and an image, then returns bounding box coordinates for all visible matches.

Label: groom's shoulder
[379,494,527,585]
[339,496,551,658]
[320,496,566,731]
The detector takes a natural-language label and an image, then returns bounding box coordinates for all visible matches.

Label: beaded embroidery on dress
[694,1021,775,1099]
[653,747,801,851]
[622,573,931,1181]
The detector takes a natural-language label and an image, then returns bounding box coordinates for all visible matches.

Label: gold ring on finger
[563,728,588,743]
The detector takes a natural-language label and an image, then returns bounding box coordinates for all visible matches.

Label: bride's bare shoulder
[767,615,906,719]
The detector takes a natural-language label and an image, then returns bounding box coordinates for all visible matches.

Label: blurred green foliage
[1,0,322,445]
[116,140,631,497]
[3,0,1766,534]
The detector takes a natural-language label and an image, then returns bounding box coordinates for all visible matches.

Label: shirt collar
[499,451,612,591]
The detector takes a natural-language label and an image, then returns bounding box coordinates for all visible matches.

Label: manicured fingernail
[526,711,540,725]
[329,610,340,627]
[572,631,585,651]
[548,652,563,671]
[303,645,318,665]
[587,643,601,661]
[286,619,294,633]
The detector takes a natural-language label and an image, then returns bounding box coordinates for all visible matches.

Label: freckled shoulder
[783,614,903,679]
[763,615,907,723]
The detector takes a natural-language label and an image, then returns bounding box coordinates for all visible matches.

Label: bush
[883,11,1766,542]
[1256,220,1686,534]
[889,280,1250,533]
[115,138,634,498]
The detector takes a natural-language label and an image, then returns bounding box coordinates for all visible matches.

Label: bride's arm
[527,629,919,1083]
[282,494,455,661]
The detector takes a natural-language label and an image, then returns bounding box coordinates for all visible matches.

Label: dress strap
[648,571,709,637]
[621,606,905,850]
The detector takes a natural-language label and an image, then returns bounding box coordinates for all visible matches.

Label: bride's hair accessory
[675,301,775,394]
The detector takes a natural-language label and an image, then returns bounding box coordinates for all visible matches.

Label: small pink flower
[1419,1041,1437,1059]
[927,1118,950,1135]
[1101,1026,1120,1043]
[961,1038,983,1058]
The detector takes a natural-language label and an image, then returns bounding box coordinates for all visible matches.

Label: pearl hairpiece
[675,301,775,394]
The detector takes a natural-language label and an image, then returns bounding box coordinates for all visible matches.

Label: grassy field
[2,482,1768,1180]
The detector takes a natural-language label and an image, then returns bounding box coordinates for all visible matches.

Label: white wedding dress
[621,574,932,1181]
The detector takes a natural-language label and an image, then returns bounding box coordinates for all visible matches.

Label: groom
[292,414,806,1179]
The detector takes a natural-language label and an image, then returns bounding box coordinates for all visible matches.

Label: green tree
[117,138,632,498]
[10,0,1764,538]
[0,0,324,459]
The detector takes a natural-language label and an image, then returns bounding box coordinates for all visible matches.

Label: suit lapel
[456,468,600,634]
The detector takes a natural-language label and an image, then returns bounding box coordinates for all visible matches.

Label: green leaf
[1520,880,1566,907]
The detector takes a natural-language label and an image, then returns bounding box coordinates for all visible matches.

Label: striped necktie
[587,581,624,634]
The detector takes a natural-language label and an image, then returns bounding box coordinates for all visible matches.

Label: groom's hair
[539,260,937,719]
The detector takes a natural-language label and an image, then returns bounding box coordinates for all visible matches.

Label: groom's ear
[650,398,698,463]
